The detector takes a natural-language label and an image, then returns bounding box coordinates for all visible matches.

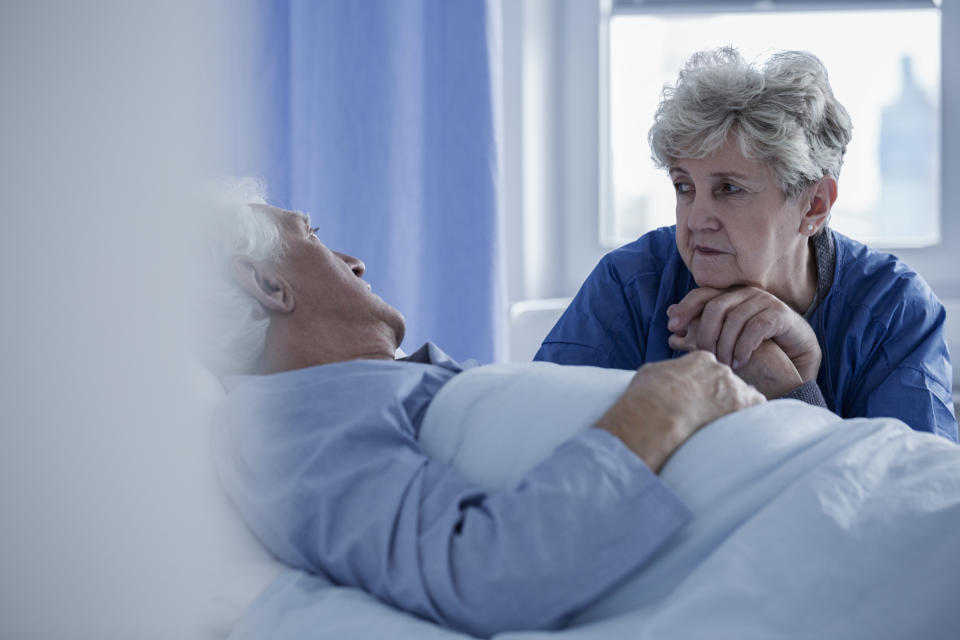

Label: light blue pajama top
[213,343,691,638]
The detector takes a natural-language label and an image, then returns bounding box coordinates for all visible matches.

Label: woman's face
[671,139,810,298]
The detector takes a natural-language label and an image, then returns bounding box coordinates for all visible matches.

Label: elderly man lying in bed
[203,180,960,639]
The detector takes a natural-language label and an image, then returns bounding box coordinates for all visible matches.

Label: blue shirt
[214,343,691,638]
[535,227,957,443]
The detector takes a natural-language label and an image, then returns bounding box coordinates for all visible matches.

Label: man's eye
[309,226,320,236]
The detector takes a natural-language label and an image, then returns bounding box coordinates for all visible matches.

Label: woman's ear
[800,175,838,236]
[231,257,295,314]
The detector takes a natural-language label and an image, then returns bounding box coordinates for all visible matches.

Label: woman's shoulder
[600,226,682,284]
[829,230,943,320]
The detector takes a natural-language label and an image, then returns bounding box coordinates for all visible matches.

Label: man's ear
[231,257,295,314]
[800,175,838,236]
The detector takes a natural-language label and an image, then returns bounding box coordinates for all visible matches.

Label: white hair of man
[649,46,853,202]
[195,177,286,377]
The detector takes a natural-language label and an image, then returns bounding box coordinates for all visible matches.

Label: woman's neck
[770,237,818,314]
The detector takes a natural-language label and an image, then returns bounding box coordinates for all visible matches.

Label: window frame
[598,0,944,252]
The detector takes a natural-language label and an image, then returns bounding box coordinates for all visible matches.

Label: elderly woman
[535,47,957,442]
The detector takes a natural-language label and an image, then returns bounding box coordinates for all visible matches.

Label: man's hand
[666,286,822,383]
[594,351,765,473]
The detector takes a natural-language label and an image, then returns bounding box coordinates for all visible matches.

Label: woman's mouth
[694,245,727,256]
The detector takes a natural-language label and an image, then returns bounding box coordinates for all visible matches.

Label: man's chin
[389,309,406,348]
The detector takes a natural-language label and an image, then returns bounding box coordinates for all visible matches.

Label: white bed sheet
[228,362,960,639]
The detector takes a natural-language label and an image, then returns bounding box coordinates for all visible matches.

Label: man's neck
[257,321,397,374]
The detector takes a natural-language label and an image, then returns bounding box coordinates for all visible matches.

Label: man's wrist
[594,408,678,474]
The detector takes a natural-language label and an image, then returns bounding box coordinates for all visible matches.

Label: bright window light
[605,9,941,248]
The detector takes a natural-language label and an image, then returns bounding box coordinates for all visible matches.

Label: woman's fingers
[732,308,782,368]
[667,287,723,333]
[696,288,760,362]
[669,286,820,382]
[668,317,700,351]
[715,294,770,366]
[730,294,821,381]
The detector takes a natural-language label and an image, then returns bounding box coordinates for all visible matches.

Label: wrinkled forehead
[250,203,310,230]
[670,136,774,180]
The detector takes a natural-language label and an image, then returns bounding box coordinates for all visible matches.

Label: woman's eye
[719,183,742,195]
[674,182,692,196]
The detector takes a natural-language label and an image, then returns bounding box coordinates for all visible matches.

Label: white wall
[0,3,230,637]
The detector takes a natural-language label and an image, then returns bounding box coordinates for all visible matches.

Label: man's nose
[335,251,365,277]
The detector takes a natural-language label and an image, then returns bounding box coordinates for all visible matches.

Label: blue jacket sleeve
[214,365,691,638]
[535,257,649,369]
[816,234,956,441]
[535,228,689,371]
[859,300,957,442]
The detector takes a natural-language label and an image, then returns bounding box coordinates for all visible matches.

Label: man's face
[256,204,406,356]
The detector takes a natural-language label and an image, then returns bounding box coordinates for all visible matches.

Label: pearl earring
[807,224,814,232]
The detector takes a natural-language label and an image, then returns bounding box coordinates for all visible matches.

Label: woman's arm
[854,302,957,442]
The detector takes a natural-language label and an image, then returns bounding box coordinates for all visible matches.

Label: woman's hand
[667,317,804,399]
[666,286,822,383]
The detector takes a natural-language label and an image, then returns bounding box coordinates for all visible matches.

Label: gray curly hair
[193,177,287,377]
[649,46,853,201]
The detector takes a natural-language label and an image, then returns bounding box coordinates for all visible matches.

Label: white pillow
[420,362,634,489]
[185,357,285,638]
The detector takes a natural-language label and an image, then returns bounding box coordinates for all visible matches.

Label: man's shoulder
[215,353,464,448]
[220,355,458,413]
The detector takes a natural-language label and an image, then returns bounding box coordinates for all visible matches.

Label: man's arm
[215,356,762,637]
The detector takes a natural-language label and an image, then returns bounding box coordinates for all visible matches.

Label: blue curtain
[231,0,505,363]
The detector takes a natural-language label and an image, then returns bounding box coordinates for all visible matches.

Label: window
[601,0,942,249]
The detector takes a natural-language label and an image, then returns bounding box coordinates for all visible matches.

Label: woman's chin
[695,275,759,292]
[686,254,741,289]
[692,271,737,289]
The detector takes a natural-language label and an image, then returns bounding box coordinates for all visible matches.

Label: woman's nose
[335,251,365,277]
[686,195,720,232]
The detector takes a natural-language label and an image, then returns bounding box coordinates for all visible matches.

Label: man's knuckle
[697,350,717,364]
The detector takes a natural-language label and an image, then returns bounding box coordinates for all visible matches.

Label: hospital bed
[196,350,960,639]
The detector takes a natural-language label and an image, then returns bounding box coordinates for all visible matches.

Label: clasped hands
[595,286,821,473]
[666,286,822,400]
